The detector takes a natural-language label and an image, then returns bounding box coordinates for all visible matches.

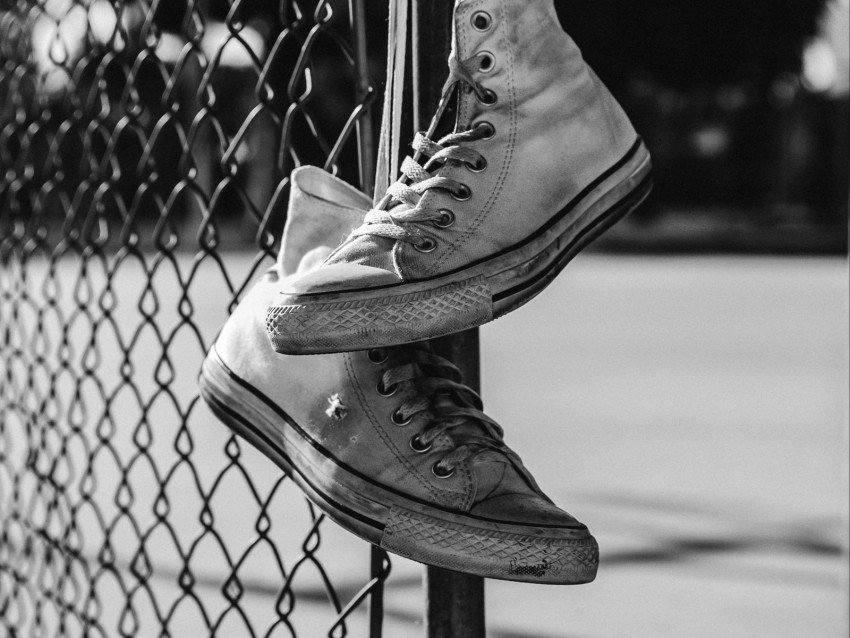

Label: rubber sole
[199,348,599,584]
[267,140,652,355]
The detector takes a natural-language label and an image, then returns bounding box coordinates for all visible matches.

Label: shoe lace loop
[379,347,515,473]
[350,54,492,247]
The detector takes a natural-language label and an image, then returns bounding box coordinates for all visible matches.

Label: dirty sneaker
[266,0,652,354]
[200,167,598,583]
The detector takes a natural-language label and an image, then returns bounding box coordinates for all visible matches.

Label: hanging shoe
[266,0,652,354]
[200,166,598,584]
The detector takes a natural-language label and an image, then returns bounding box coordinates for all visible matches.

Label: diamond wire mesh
[0,1,393,636]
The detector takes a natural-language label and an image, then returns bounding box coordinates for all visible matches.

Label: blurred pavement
[371,254,848,637]
[476,255,847,638]
[7,252,846,637]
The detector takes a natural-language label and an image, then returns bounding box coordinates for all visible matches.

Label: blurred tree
[555,0,828,94]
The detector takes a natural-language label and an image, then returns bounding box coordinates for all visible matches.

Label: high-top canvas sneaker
[266,0,652,354]
[200,166,598,584]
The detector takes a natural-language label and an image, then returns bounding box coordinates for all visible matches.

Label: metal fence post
[413,1,487,636]
[349,0,377,199]
[348,1,391,634]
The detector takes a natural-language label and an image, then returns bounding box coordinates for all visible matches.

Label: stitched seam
[343,353,462,505]
[415,0,487,278]
[476,462,506,502]
[343,353,433,495]
[434,432,476,510]
[432,0,515,274]
[459,460,475,510]
[396,1,477,281]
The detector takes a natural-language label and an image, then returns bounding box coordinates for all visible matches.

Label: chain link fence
[0,1,400,635]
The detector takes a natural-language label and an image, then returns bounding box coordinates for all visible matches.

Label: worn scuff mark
[325,393,348,420]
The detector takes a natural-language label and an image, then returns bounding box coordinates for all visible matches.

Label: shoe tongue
[303,177,405,276]
[295,246,335,275]
[278,167,371,277]
[399,348,538,500]
[323,233,399,274]
[432,394,492,449]
[471,455,548,508]
[430,391,543,502]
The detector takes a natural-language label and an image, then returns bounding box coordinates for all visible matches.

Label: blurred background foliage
[556,0,848,253]
[0,0,847,253]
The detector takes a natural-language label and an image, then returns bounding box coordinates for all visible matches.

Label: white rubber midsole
[199,348,598,583]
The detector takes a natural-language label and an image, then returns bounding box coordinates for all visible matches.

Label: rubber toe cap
[469,492,587,530]
[282,262,403,296]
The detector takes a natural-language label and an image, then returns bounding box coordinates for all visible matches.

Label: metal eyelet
[474,121,495,140]
[410,435,432,453]
[471,11,492,31]
[477,52,495,73]
[414,237,437,253]
[377,380,397,397]
[476,88,497,106]
[434,209,455,228]
[432,462,454,478]
[466,157,487,173]
[451,184,471,201]
[368,349,388,364]
[391,409,412,426]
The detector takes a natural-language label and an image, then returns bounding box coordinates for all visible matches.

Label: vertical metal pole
[368,546,386,638]
[351,2,386,635]
[414,1,486,636]
[350,0,376,197]
[425,329,487,638]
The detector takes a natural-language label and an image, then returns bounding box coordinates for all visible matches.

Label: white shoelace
[374,0,410,202]
[374,347,521,476]
[364,1,494,250]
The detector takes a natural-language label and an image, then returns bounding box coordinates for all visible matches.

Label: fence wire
[0,1,391,636]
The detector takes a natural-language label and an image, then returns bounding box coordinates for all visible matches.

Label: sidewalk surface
[370,255,847,637]
[6,253,846,637]
[477,255,848,638]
